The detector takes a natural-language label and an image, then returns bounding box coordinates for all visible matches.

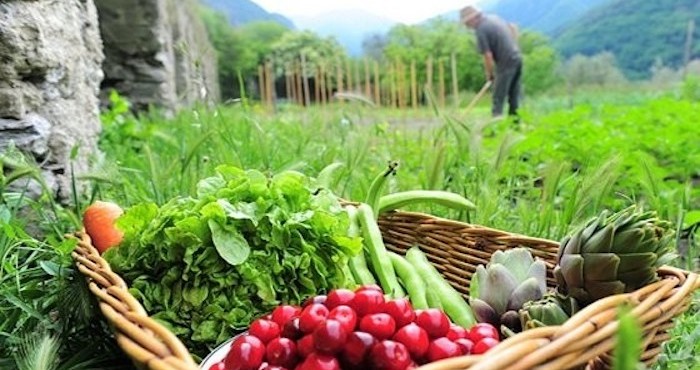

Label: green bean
[357,203,403,298]
[405,246,476,328]
[345,205,377,286]
[378,190,476,215]
[388,252,428,309]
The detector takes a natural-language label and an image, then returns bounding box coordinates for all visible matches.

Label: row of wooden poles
[257,54,463,109]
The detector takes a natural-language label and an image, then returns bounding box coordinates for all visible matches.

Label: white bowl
[199,335,240,369]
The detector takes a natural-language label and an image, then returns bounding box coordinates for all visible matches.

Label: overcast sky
[253,0,479,24]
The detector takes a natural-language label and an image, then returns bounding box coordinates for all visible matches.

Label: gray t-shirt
[475,14,521,70]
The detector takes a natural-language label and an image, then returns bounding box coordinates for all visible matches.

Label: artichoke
[553,205,675,307]
[469,248,547,333]
[519,293,578,330]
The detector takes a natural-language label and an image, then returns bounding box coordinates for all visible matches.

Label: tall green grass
[88,89,700,368]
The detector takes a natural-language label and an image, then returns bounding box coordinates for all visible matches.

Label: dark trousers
[492,59,522,117]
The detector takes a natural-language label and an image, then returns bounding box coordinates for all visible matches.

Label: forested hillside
[483,0,609,35]
[201,0,294,28]
[554,0,699,79]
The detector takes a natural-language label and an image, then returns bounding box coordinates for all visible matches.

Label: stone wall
[0,0,219,200]
[96,0,219,112]
[0,0,104,199]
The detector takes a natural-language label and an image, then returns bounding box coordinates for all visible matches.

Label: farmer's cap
[460,5,481,24]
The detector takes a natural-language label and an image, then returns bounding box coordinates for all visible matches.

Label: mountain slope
[431,0,609,36]
[554,0,700,79]
[201,0,294,28]
[484,0,610,35]
[292,9,396,56]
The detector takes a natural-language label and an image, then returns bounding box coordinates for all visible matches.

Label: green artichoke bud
[554,205,675,307]
[519,293,577,330]
[470,248,547,333]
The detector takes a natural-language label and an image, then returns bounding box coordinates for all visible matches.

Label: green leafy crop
[104,165,361,358]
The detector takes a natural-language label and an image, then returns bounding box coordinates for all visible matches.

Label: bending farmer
[461,5,522,118]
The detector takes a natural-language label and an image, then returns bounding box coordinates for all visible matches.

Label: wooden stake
[336,59,344,104]
[451,53,459,107]
[426,56,434,99]
[390,63,397,108]
[258,64,265,104]
[319,63,327,106]
[411,61,418,109]
[364,58,371,98]
[438,58,445,108]
[373,60,381,106]
[295,61,303,106]
[301,54,311,106]
[285,65,292,104]
[266,60,274,109]
[397,60,405,110]
[345,59,354,93]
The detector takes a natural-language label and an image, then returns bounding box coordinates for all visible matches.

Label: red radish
[281,317,302,340]
[208,362,225,370]
[472,337,499,354]
[303,295,327,307]
[298,353,341,370]
[369,340,411,370]
[82,201,123,254]
[325,289,355,310]
[354,284,383,293]
[469,323,500,343]
[297,334,315,358]
[455,338,475,355]
[392,323,429,359]
[446,324,469,341]
[266,337,298,368]
[426,338,461,363]
[351,289,385,317]
[415,309,450,338]
[249,319,280,344]
[313,319,349,354]
[271,305,302,327]
[341,331,377,367]
[382,298,415,328]
[359,313,396,340]
[328,305,358,332]
[299,304,329,333]
[224,335,265,370]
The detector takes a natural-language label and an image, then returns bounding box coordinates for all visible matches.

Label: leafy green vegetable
[104,165,361,358]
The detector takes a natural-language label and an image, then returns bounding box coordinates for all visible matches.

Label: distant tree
[561,52,627,87]
[270,30,348,79]
[382,18,483,95]
[362,33,389,61]
[200,5,289,99]
[518,31,559,94]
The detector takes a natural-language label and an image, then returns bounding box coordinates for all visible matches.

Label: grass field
[1,81,698,369]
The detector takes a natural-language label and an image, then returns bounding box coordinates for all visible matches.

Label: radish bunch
[208,285,499,370]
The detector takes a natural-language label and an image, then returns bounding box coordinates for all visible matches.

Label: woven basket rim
[70,210,700,370]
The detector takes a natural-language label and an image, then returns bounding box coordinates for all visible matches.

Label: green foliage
[560,52,627,87]
[681,73,700,101]
[519,32,560,94]
[383,18,483,91]
[554,0,700,79]
[483,0,610,35]
[270,30,348,76]
[199,6,289,99]
[0,150,133,370]
[200,0,294,28]
[613,306,643,370]
[104,166,360,358]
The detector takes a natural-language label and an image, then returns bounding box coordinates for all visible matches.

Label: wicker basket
[71,210,700,370]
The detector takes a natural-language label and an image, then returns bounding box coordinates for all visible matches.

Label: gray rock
[0,0,104,201]
[96,0,219,112]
